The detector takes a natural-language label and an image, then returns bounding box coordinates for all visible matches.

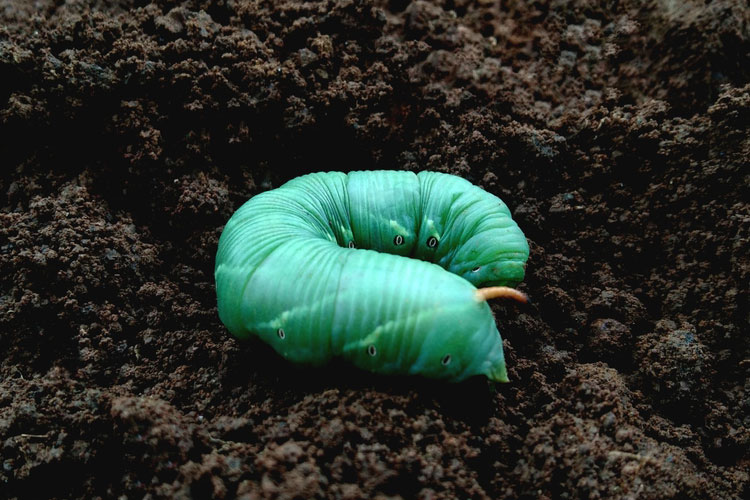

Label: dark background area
[1,0,748,498]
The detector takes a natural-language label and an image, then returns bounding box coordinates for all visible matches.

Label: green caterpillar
[215,171,529,382]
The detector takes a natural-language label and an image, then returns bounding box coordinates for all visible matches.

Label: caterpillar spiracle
[215,171,529,382]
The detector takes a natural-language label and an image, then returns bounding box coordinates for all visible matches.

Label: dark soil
[1,1,748,498]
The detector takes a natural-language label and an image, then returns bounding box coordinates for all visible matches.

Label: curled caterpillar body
[215,171,529,382]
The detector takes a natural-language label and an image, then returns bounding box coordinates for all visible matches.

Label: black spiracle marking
[426,236,438,248]
[393,234,404,246]
[277,328,286,339]
[348,241,356,249]
[367,345,377,356]
[441,354,452,366]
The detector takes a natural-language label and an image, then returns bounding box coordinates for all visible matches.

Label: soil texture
[1,0,749,498]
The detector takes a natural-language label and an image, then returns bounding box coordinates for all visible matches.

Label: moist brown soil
[1,1,749,499]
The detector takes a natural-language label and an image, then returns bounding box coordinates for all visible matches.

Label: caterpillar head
[445,226,530,287]
[450,250,529,288]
